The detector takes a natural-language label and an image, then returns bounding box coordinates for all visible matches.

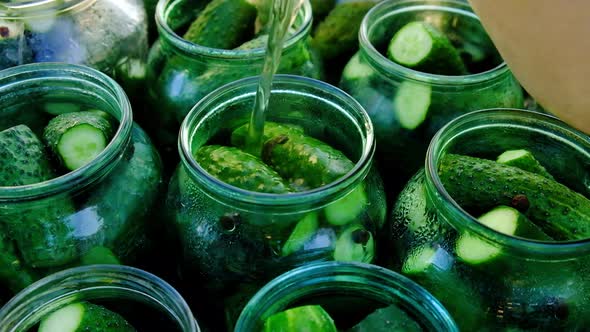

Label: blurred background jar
[0,63,162,299]
[236,261,458,331]
[165,75,386,330]
[144,0,321,172]
[0,265,199,331]
[388,109,590,331]
[340,0,524,197]
[0,0,149,101]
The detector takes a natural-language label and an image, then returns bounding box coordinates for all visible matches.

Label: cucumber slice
[80,246,121,266]
[439,154,590,241]
[348,304,422,332]
[333,226,374,263]
[387,21,467,75]
[324,184,367,226]
[281,213,319,256]
[39,302,135,332]
[263,305,337,332]
[43,111,114,171]
[394,81,431,130]
[58,125,108,169]
[342,52,373,81]
[497,149,554,180]
[402,245,451,275]
[457,206,552,265]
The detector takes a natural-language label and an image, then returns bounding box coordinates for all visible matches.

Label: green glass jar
[0,0,148,96]
[0,63,162,296]
[339,0,524,195]
[236,261,458,331]
[0,265,199,331]
[389,109,590,331]
[166,75,386,329]
[144,0,322,167]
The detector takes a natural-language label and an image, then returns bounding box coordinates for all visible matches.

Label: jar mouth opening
[0,63,133,201]
[0,265,200,332]
[0,0,93,19]
[179,75,375,208]
[425,109,590,255]
[236,262,458,331]
[155,0,312,60]
[359,0,509,86]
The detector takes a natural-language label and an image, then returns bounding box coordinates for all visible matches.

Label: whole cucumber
[195,145,293,194]
[183,0,257,49]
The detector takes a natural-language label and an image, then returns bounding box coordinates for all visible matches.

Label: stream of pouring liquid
[244,0,305,156]
[468,0,590,133]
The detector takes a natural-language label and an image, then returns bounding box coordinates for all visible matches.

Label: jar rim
[359,0,510,86]
[425,108,590,257]
[0,63,133,201]
[0,0,94,19]
[235,261,459,331]
[155,0,312,60]
[0,265,200,332]
[179,74,375,209]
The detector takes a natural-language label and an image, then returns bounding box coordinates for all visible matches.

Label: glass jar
[339,0,524,195]
[0,63,162,296]
[0,265,199,331]
[0,0,148,101]
[389,109,590,331]
[166,75,386,329]
[144,0,322,168]
[236,261,458,331]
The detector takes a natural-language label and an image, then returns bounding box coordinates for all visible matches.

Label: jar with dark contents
[0,63,162,298]
[388,109,590,331]
[339,0,524,196]
[165,75,386,330]
[0,0,148,101]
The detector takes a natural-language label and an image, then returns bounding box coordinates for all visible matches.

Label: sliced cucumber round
[281,213,319,256]
[387,21,467,75]
[57,124,108,170]
[263,305,337,332]
[39,302,135,332]
[393,81,432,130]
[39,303,85,332]
[388,22,434,67]
[456,206,519,264]
[43,111,114,171]
[324,184,367,226]
[342,52,373,81]
[333,226,375,263]
[497,149,554,179]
